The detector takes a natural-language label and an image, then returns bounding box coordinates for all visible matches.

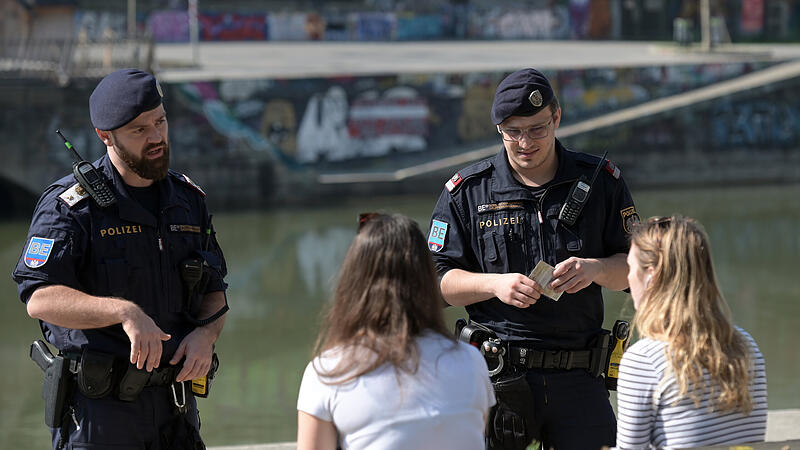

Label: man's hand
[120,305,171,372]
[550,257,603,294]
[170,327,216,382]
[491,273,543,308]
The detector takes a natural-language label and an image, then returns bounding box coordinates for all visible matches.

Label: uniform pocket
[546,204,584,260]
[481,227,526,274]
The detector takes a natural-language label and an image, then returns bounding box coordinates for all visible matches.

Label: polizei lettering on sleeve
[479,216,523,229]
[100,225,143,237]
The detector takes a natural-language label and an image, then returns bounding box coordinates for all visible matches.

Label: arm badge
[621,206,640,234]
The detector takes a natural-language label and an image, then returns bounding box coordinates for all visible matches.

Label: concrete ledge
[208,409,800,450]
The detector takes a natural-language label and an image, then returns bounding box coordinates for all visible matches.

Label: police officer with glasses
[13,68,228,450]
[429,68,639,450]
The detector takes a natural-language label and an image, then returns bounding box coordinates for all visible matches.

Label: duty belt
[508,346,592,370]
[144,366,180,386]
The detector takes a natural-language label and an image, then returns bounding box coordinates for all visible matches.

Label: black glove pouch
[489,371,538,450]
[76,348,115,399]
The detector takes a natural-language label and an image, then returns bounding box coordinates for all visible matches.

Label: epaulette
[58,183,90,208]
[574,152,621,180]
[604,159,621,180]
[445,159,492,194]
[174,172,206,197]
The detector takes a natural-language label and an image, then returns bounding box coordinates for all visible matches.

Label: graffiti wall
[568,79,800,154]
[66,1,800,44]
[159,61,773,168]
[2,61,796,211]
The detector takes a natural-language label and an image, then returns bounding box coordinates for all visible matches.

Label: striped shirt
[616,327,767,449]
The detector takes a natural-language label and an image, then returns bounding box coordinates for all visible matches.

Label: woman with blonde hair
[617,215,767,449]
[296,213,495,450]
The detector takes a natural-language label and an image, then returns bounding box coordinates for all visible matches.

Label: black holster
[589,330,612,378]
[488,371,538,450]
[30,341,72,429]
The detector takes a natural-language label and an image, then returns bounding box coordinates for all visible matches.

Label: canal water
[1,184,798,448]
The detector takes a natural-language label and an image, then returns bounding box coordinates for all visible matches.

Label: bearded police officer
[13,69,228,449]
[429,68,638,449]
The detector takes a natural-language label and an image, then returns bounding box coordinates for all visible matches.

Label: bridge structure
[2,40,800,215]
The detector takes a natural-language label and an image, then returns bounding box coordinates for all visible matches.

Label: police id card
[529,260,563,301]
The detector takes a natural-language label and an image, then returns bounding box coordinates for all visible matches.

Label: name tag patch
[170,224,201,233]
[428,220,448,252]
[24,237,55,268]
[477,202,524,213]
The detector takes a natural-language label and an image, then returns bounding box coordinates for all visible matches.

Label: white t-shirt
[297,332,495,450]
[616,327,767,449]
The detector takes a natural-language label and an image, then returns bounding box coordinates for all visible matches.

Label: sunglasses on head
[358,212,380,231]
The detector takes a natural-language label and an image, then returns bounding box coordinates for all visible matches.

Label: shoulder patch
[605,160,621,179]
[428,220,448,252]
[444,159,493,194]
[621,206,640,234]
[445,173,462,192]
[58,183,90,208]
[178,173,206,197]
[24,236,55,268]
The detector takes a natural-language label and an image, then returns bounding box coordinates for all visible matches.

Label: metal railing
[0,36,154,85]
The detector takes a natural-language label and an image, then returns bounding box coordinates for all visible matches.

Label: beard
[114,139,171,181]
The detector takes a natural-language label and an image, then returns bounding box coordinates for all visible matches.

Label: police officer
[13,69,228,449]
[429,68,638,449]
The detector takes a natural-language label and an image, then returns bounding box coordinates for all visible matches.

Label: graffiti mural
[199,13,267,41]
[710,100,800,149]
[297,86,354,162]
[74,11,127,40]
[147,10,189,42]
[469,6,570,40]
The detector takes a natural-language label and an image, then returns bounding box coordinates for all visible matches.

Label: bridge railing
[0,36,154,85]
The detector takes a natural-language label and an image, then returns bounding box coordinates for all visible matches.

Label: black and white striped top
[616,327,768,449]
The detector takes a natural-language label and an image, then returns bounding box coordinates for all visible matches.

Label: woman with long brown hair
[617,215,767,448]
[296,213,494,450]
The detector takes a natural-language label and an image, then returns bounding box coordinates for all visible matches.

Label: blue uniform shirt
[13,154,227,363]
[430,140,636,350]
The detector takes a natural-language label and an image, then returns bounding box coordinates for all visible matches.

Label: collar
[491,139,580,200]
[97,154,182,226]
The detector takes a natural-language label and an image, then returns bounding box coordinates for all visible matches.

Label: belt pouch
[118,364,150,402]
[76,348,114,399]
[489,371,538,450]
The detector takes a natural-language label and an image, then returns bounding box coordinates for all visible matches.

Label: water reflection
[1,186,798,448]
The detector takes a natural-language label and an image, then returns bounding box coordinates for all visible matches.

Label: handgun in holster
[30,340,73,428]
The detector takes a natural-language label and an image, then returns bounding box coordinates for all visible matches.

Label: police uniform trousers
[525,368,615,450]
[51,385,202,450]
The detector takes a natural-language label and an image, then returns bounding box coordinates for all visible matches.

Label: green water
[1,185,799,448]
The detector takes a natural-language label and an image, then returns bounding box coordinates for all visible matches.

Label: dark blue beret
[491,68,554,125]
[89,69,163,130]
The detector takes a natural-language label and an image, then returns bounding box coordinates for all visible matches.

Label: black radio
[56,130,116,208]
[558,150,608,227]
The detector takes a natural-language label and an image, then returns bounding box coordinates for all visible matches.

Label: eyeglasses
[498,118,553,142]
[358,212,380,231]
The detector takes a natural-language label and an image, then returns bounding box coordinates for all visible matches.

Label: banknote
[529,260,563,301]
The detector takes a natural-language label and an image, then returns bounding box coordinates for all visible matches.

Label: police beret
[491,68,554,125]
[89,69,163,130]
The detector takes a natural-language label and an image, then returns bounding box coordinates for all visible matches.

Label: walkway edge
[208,408,800,450]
